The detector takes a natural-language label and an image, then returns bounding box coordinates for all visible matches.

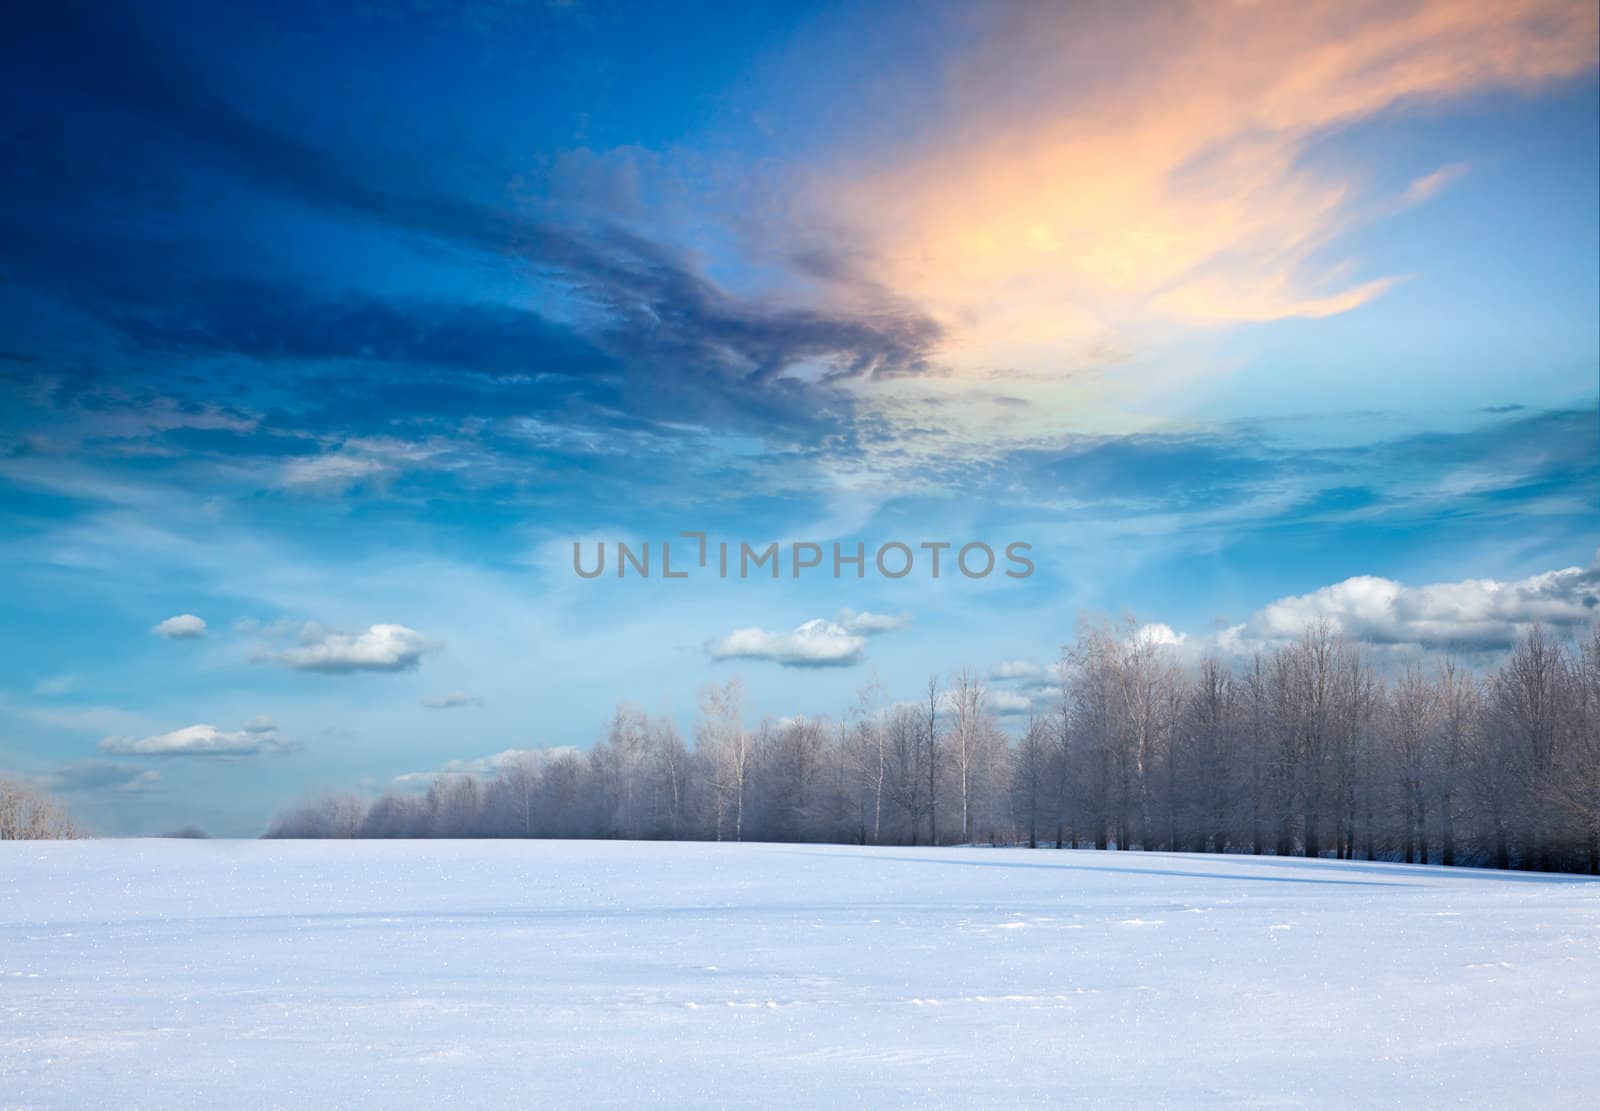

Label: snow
[3,841,1597,1107]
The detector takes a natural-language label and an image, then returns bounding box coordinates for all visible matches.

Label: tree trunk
[1440,792,1455,867]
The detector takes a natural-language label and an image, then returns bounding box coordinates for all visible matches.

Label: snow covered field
[3,842,1597,1108]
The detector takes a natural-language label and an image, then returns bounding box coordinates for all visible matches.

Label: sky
[1,0,1596,835]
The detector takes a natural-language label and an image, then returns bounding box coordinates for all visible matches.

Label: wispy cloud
[30,673,80,696]
[1404,163,1471,205]
[39,760,162,793]
[280,454,389,492]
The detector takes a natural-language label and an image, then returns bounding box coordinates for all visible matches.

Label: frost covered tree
[1013,716,1048,848]
[697,679,750,842]
[0,776,81,839]
[923,676,942,845]
[948,669,984,845]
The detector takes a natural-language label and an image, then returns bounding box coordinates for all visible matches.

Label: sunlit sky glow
[1,0,1596,833]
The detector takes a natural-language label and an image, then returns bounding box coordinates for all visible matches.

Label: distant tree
[885,703,928,844]
[159,825,211,839]
[652,717,690,839]
[1051,659,1073,849]
[1490,624,1569,870]
[1387,664,1439,864]
[1015,715,1050,849]
[844,679,890,844]
[1175,656,1240,852]
[0,776,82,839]
[495,753,542,837]
[263,793,363,838]
[1553,624,1600,873]
[924,676,942,845]
[1429,659,1479,867]
[949,669,983,845]
[698,679,750,841]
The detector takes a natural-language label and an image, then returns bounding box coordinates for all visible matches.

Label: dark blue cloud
[0,1,940,418]
[996,432,1290,510]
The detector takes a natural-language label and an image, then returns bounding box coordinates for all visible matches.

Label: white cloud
[1219,550,1600,653]
[710,618,866,668]
[988,688,1040,717]
[990,659,1063,696]
[834,608,913,635]
[991,658,1046,680]
[709,608,913,668]
[423,691,482,710]
[100,720,289,757]
[274,623,431,673]
[151,613,206,639]
[393,746,577,786]
[1136,623,1187,648]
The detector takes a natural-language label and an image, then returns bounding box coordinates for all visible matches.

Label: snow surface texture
[3,841,1598,1108]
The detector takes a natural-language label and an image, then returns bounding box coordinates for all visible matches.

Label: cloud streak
[39,760,162,793]
[423,691,482,710]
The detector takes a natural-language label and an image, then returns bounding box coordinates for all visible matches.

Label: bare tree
[886,703,928,844]
[949,669,984,845]
[1430,659,1478,867]
[0,776,82,839]
[498,752,542,837]
[1388,665,1439,863]
[1015,715,1049,848]
[1553,623,1600,873]
[698,679,750,842]
[1175,656,1240,852]
[1052,659,1074,848]
[1490,624,1569,870]
[845,678,890,844]
[924,676,941,845]
[264,793,363,838]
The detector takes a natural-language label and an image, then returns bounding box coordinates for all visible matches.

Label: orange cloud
[823,0,1597,379]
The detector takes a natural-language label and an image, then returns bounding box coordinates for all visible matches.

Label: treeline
[266,621,1600,873]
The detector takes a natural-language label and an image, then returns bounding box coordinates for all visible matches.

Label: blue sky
[1,0,1596,834]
